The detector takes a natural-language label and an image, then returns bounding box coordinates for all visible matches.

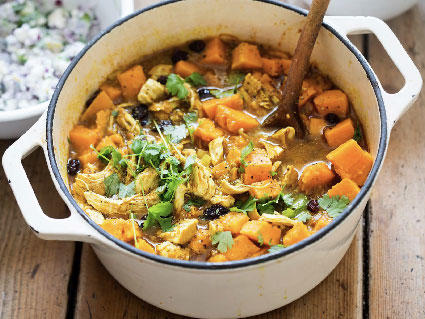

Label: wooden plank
[367,3,425,318]
[74,230,362,319]
[0,141,75,318]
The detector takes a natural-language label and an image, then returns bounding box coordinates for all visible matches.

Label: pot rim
[46,0,388,270]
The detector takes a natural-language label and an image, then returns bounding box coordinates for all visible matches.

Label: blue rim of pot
[46,0,387,270]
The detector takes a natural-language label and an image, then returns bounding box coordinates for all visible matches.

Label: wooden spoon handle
[263,0,330,133]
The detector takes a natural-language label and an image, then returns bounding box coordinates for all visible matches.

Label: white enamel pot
[2,1,422,318]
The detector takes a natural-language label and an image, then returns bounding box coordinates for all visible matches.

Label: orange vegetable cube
[249,179,281,199]
[96,134,124,151]
[243,149,272,184]
[313,214,332,232]
[189,229,212,254]
[223,235,260,261]
[174,60,202,78]
[262,58,283,77]
[136,238,155,254]
[117,65,146,100]
[78,150,99,168]
[299,162,335,193]
[101,219,141,242]
[212,161,229,178]
[81,91,114,121]
[326,139,373,186]
[240,220,281,246]
[202,37,227,65]
[202,94,244,119]
[214,105,259,133]
[194,118,224,143]
[314,89,349,117]
[69,125,100,154]
[280,59,292,75]
[328,178,360,201]
[208,254,228,262]
[282,222,311,247]
[231,42,263,70]
[308,117,327,136]
[100,84,122,102]
[324,118,355,147]
[219,212,249,234]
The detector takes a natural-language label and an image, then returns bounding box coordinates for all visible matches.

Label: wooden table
[1,4,424,319]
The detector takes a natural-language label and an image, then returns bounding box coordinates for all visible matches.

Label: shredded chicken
[135,167,159,194]
[189,162,216,200]
[137,79,167,104]
[156,241,190,260]
[272,127,295,147]
[209,137,224,165]
[259,213,297,226]
[72,163,115,199]
[220,180,250,195]
[116,108,140,137]
[149,96,182,114]
[159,219,198,244]
[210,194,235,207]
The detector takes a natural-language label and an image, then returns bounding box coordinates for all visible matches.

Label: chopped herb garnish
[183,197,206,212]
[282,208,296,218]
[163,124,188,143]
[185,72,207,86]
[111,110,118,117]
[143,201,174,231]
[104,173,120,197]
[295,211,312,223]
[257,231,264,246]
[271,171,277,177]
[230,196,257,214]
[210,89,234,99]
[353,125,362,142]
[166,73,188,99]
[183,112,198,143]
[211,231,234,253]
[227,72,245,93]
[238,141,254,173]
[318,194,349,218]
[118,181,136,199]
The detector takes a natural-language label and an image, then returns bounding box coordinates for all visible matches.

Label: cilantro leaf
[228,72,245,86]
[166,73,188,99]
[291,194,309,212]
[353,125,363,142]
[210,89,234,99]
[163,124,188,143]
[185,72,207,86]
[282,208,297,218]
[268,244,286,253]
[111,110,118,117]
[183,197,205,212]
[162,178,182,202]
[230,197,257,214]
[211,231,234,253]
[183,112,198,143]
[295,211,312,222]
[318,194,349,218]
[118,181,136,199]
[104,173,120,197]
[143,201,174,231]
[96,145,123,169]
[257,231,264,246]
[238,141,254,173]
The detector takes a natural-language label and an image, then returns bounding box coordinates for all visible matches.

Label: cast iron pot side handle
[2,112,102,243]
[325,16,423,130]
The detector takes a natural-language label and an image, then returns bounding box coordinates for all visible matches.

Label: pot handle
[324,16,423,129]
[2,113,102,243]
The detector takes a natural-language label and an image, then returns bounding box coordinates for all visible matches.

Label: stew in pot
[67,36,373,262]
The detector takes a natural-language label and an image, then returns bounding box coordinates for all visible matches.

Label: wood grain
[367,3,425,318]
[0,141,75,319]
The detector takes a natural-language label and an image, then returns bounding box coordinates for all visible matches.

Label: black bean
[188,40,206,52]
[203,204,229,220]
[85,89,100,108]
[325,113,340,125]
[67,159,80,175]
[307,199,320,213]
[132,104,149,125]
[171,49,188,64]
[197,88,214,101]
[157,75,168,85]
[157,120,172,131]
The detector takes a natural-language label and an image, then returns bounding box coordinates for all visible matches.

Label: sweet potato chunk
[231,42,263,70]
[280,59,291,75]
[262,58,282,77]
[202,37,227,65]
[96,134,124,151]
[324,118,355,147]
[100,84,122,102]
[117,65,146,100]
[69,125,100,154]
[282,222,311,247]
[202,94,244,119]
[101,219,141,242]
[215,105,259,133]
[299,162,335,193]
[136,238,155,254]
[219,212,249,234]
[81,91,114,122]
[314,89,349,117]
[326,139,373,186]
[249,179,281,199]
[313,214,332,232]
[240,220,281,246]
[174,60,202,78]
[223,234,260,261]
[212,161,229,178]
[189,229,212,254]
[208,254,228,262]
[78,150,98,168]
[327,178,360,201]
[194,118,224,143]
[243,149,272,184]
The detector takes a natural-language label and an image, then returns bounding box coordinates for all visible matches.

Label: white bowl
[3,1,422,318]
[0,0,134,139]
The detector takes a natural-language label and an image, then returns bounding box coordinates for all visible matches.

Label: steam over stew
[67,36,373,262]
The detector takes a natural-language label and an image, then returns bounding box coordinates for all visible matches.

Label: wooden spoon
[262,0,330,136]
